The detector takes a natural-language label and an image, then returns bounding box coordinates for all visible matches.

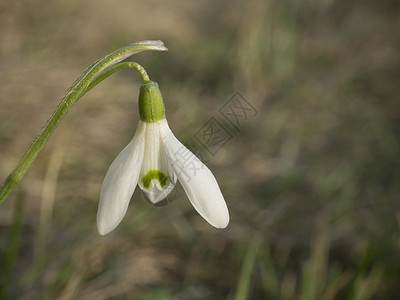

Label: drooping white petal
[138,121,176,205]
[97,121,146,235]
[159,120,229,228]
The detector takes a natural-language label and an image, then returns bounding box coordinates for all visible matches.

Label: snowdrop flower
[97,81,229,235]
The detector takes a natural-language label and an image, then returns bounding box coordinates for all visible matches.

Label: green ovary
[141,170,168,189]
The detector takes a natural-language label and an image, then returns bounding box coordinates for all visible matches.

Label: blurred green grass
[0,0,399,299]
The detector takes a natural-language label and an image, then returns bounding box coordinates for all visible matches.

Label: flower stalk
[0,41,167,205]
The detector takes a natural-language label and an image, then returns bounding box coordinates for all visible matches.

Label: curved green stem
[84,62,150,97]
[0,41,167,205]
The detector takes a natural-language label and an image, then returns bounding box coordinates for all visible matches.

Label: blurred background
[0,0,399,299]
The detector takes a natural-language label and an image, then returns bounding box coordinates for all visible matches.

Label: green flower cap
[138,81,165,123]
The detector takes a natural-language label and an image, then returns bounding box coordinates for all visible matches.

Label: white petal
[160,120,229,228]
[138,121,177,205]
[97,121,146,235]
[141,181,176,206]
